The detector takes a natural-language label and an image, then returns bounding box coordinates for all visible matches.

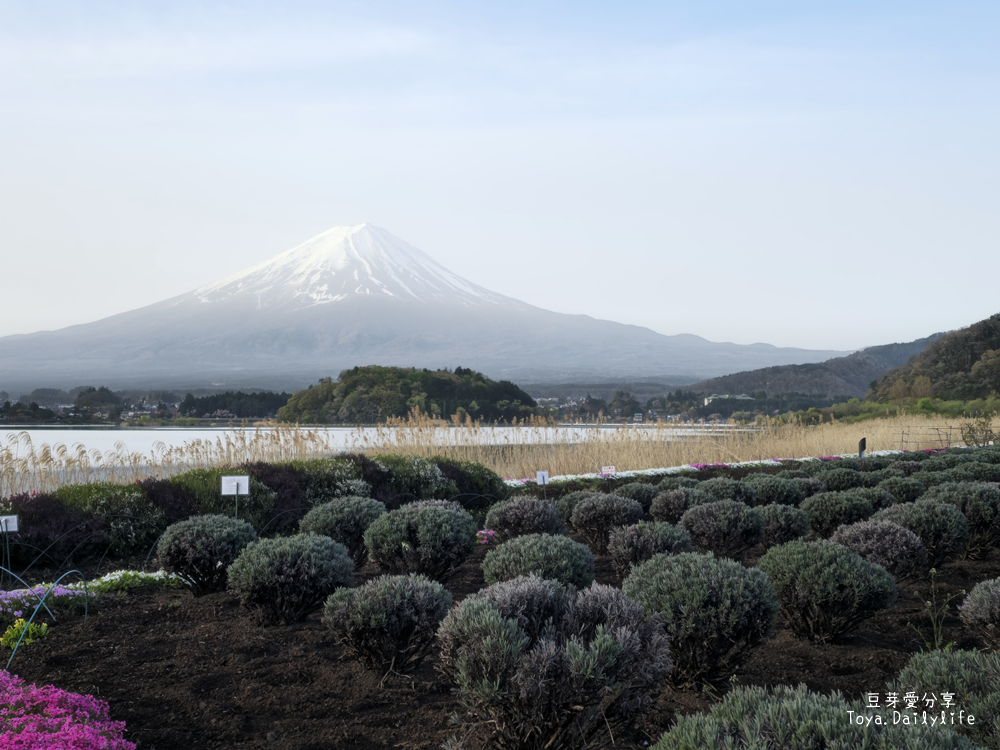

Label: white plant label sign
[221,476,250,496]
[601,465,617,476]
[536,471,549,485]
[0,515,18,533]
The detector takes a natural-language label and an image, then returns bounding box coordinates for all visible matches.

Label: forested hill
[690,333,943,399]
[868,314,1000,402]
[276,366,538,424]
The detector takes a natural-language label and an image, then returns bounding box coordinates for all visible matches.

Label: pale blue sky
[2,1,997,350]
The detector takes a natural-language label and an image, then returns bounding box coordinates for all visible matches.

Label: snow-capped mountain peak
[190,224,513,310]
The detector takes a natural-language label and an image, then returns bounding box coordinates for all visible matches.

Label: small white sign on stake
[0,515,18,533]
[536,471,549,485]
[601,465,617,477]
[221,476,250,495]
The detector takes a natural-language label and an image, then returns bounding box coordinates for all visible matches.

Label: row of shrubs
[149,504,1000,749]
[154,504,1000,749]
[0,453,507,567]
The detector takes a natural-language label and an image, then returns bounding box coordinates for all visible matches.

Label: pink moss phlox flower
[0,670,136,749]
[476,529,497,545]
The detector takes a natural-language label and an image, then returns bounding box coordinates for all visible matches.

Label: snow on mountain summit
[191,224,515,310]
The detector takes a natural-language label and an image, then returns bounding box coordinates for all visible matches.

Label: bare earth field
[12,539,1000,750]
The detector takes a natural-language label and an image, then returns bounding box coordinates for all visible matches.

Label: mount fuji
[0,224,847,390]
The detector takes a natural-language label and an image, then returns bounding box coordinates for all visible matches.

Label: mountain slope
[689,334,943,398]
[0,224,849,390]
[868,313,1000,401]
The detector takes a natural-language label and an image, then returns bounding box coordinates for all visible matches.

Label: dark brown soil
[9,545,1000,750]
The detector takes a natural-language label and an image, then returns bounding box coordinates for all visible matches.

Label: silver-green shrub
[156,514,257,596]
[887,649,1000,749]
[302,458,370,506]
[570,494,643,553]
[437,576,672,750]
[876,476,928,503]
[650,487,713,524]
[555,491,605,525]
[698,478,757,506]
[623,552,777,687]
[850,487,899,511]
[484,497,565,542]
[872,499,970,567]
[860,468,905,487]
[800,491,874,538]
[482,533,594,589]
[363,503,477,581]
[323,573,452,672]
[741,474,804,506]
[299,496,386,565]
[959,577,1000,652]
[830,520,929,581]
[793,477,826,498]
[757,503,810,548]
[613,481,661,511]
[652,683,978,750]
[678,500,764,558]
[814,467,865,492]
[374,453,458,501]
[227,533,354,624]
[607,522,693,578]
[923,481,1000,559]
[756,539,897,643]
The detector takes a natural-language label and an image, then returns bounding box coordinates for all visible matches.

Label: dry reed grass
[0,413,966,496]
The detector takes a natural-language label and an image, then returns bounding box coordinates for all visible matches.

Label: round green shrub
[613,481,661,511]
[922,481,1000,559]
[698,478,757,506]
[914,471,957,488]
[793,477,826,498]
[555,490,604,525]
[849,487,899,512]
[437,576,672,750]
[227,533,354,624]
[876,476,927,503]
[678,501,764,558]
[657,475,700,491]
[156,514,257,596]
[814,468,864,492]
[757,504,810,548]
[483,497,565,542]
[859,468,905,487]
[871,499,970,567]
[299,496,386,565]
[650,487,713,524]
[776,469,809,479]
[966,461,1000,482]
[570,494,644,553]
[652,682,978,750]
[482,533,595,589]
[890,460,925,476]
[323,573,452,672]
[756,539,897,643]
[959,577,1000,652]
[829,520,929,581]
[430,456,509,510]
[887,649,1000,749]
[363,503,477,581]
[623,552,778,687]
[741,474,804,506]
[800,491,874,538]
[946,466,979,483]
[607,522,693,578]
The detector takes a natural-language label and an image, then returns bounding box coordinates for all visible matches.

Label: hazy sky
[2,1,998,351]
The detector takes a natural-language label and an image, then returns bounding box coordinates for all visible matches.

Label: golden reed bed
[0,413,966,496]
